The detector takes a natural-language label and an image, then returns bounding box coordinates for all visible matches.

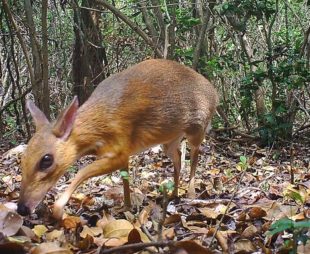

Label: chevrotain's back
[74,59,219,154]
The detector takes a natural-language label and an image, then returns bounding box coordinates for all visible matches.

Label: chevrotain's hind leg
[162,136,182,197]
[186,125,206,199]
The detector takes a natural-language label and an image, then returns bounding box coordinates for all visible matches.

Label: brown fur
[18,59,219,219]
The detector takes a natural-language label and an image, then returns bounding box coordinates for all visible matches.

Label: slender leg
[186,126,205,199]
[53,154,128,219]
[188,145,200,199]
[162,137,182,197]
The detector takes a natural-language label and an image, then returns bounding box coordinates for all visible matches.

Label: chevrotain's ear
[53,96,79,140]
[26,100,50,130]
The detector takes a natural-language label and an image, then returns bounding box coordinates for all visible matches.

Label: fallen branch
[216,136,253,143]
[212,126,238,132]
[177,198,233,207]
[233,131,257,139]
[235,186,268,199]
[99,240,174,254]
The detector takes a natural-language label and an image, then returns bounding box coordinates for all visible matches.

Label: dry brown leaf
[283,184,308,204]
[2,144,27,159]
[104,186,123,203]
[62,216,81,229]
[30,242,72,254]
[81,196,95,207]
[163,227,175,240]
[172,248,189,254]
[213,176,223,192]
[2,202,18,210]
[102,219,149,243]
[70,193,86,201]
[80,225,102,238]
[127,228,142,244]
[46,229,64,241]
[6,236,30,244]
[164,214,182,225]
[237,211,247,221]
[18,225,36,240]
[290,212,306,221]
[123,211,135,223]
[174,240,213,254]
[241,224,258,238]
[96,237,127,247]
[188,226,209,234]
[131,188,145,207]
[207,168,220,175]
[248,207,267,219]
[181,216,190,230]
[32,225,48,238]
[77,234,94,251]
[96,211,115,228]
[0,205,23,236]
[135,206,151,227]
[198,207,219,219]
[234,239,257,253]
[102,219,133,237]
[207,228,228,252]
[265,202,298,220]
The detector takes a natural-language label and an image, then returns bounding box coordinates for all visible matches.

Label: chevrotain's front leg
[52,154,128,219]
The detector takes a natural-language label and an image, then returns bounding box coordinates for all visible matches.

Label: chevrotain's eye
[39,154,54,170]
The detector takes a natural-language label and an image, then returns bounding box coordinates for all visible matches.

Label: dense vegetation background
[1,0,309,146]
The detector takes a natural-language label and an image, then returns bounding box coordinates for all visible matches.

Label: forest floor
[0,135,309,254]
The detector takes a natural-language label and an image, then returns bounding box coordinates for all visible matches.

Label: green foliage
[68,165,78,173]
[268,218,310,237]
[175,8,201,33]
[1,0,309,148]
[202,57,224,78]
[175,47,194,63]
[208,0,310,145]
[217,0,276,20]
[2,106,19,145]
[237,155,248,171]
[284,185,307,205]
[258,111,292,145]
[239,45,310,144]
[268,218,310,253]
[239,155,247,165]
[159,180,175,193]
[120,170,129,180]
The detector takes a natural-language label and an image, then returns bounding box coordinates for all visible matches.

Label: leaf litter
[0,138,309,253]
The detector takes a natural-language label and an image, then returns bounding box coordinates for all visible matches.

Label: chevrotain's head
[17,97,79,216]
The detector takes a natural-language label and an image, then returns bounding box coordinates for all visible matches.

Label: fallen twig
[176,198,233,207]
[99,240,174,254]
[212,126,238,132]
[235,186,268,198]
[233,131,257,139]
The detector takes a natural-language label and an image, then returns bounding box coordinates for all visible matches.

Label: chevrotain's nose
[17,202,31,216]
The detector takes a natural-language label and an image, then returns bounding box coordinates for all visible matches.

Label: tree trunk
[72,0,107,104]
[192,1,212,70]
[24,0,50,118]
[41,0,50,118]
